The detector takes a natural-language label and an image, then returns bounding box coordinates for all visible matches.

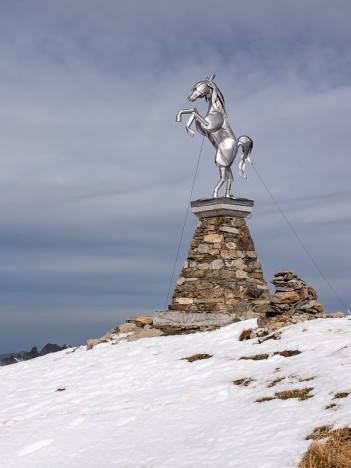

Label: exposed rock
[118,322,139,333]
[127,326,164,342]
[126,316,153,327]
[327,311,346,318]
[86,318,164,349]
[271,291,301,304]
[258,271,324,333]
[239,329,254,341]
[39,343,70,356]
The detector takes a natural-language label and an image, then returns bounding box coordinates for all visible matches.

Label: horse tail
[238,135,253,179]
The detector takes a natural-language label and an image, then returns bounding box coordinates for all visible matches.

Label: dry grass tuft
[258,331,282,343]
[306,425,333,440]
[239,353,269,361]
[273,350,301,357]
[255,396,274,403]
[55,387,66,392]
[255,387,314,403]
[238,329,253,341]
[182,353,212,363]
[275,387,313,401]
[299,376,315,382]
[325,403,337,410]
[334,392,350,399]
[267,377,284,388]
[299,427,351,468]
[233,377,254,386]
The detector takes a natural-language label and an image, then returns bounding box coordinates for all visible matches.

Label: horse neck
[207,97,225,116]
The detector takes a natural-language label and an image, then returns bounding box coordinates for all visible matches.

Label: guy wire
[164,136,205,310]
[251,162,349,314]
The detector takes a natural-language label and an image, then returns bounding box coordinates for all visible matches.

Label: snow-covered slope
[1,318,350,468]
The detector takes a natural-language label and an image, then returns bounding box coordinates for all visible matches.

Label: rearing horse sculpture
[176,75,253,198]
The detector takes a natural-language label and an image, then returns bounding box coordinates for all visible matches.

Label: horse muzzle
[188,92,199,102]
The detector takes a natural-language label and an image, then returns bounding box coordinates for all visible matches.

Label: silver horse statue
[176,75,253,198]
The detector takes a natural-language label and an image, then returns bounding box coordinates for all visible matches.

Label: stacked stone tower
[154,198,270,329]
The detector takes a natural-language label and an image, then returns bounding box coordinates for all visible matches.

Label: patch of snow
[0,318,350,467]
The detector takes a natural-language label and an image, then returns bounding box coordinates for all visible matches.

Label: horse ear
[207,74,216,81]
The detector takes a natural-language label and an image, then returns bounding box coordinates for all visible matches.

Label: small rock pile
[257,270,324,331]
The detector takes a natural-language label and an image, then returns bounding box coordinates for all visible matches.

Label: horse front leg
[185,115,195,137]
[176,108,193,122]
[176,108,208,127]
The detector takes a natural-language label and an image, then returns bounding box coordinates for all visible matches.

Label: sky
[0,0,350,353]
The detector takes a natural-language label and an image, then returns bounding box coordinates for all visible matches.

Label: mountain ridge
[0,343,71,366]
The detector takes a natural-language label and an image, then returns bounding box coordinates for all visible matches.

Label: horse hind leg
[212,167,226,198]
[225,168,235,199]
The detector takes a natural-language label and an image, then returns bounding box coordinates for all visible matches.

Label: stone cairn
[257,270,324,331]
[168,216,270,319]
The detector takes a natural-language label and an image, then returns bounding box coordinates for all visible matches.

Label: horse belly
[216,138,237,167]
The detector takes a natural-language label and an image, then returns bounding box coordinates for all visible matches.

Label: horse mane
[206,81,225,111]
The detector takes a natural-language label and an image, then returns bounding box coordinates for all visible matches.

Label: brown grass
[233,377,254,386]
[325,403,337,410]
[256,387,314,403]
[182,353,212,362]
[275,387,313,401]
[299,427,351,468]
[334,392,349,399]
[255,396,274,403]
[267,377,284,388]
[239,353,269,361]
[299,376,315,382]
[306,426,333,440]
[273,350,301,357]
[55,387,66,392]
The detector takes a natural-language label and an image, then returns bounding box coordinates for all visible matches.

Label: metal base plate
[191,197,254,219]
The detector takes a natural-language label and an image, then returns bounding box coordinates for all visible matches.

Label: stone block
[127,328,164,342]
[193,298,220,304]
[182,269,205,278]
[126,316,153,327]
[300,301,323,312]
[236,270,249,279]
[271,291,301,304]
[174,297,194,305]
[118,322,139,333]
[220,226,239,234]
[209,259,225,270]
[153,311,240,328]
[203,233,224,243]
[197,243,210,254]
[220,250,238,260]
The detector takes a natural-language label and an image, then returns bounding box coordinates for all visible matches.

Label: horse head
[188,74,215,102]
[188,74,225,110]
